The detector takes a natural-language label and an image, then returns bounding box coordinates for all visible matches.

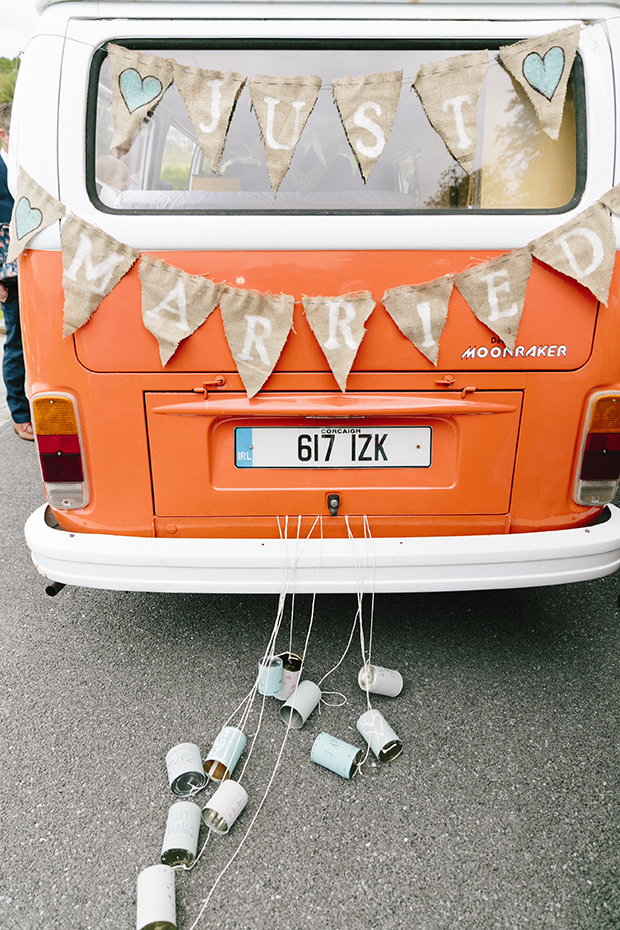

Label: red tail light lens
[574,393,620,505]
[32,394,89,509]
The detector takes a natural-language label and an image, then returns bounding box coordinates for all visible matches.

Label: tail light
[574,392,620,506]
[32,393,89,510]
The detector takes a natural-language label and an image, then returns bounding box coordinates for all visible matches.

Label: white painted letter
[442,95,472,151]
[324,299,358,351]
[353,102,385,159]
[198,79,224,135]
[556,228,605,278]
[65,233,126,293]
[145,279,190,334]
[239,315,272,365]
[264,97,306,151]
[480,270,519,322]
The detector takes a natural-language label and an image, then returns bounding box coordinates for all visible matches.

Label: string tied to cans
[137,514,407,930]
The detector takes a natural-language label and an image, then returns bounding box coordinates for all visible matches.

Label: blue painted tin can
[279,680,322,729]
[258,655,284,695]
[356,709,403,763]
[311,732,363,779]
[203,726,247,783]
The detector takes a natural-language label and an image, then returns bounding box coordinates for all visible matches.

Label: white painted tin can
[258,655,284,695]
[356,709,403,763]
[203,726,247,783]
[202,779,248,835]
[358,663,404,697]
[165,742,207,797]
[160,801,202,869]
[311,732,363,779]
[136,864,176,930]
[273,652,303,701]
[280,680,322,729]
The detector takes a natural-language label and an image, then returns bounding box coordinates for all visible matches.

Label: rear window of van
[88,40,584,215]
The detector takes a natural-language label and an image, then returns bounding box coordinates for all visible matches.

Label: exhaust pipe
[45,580,66,597]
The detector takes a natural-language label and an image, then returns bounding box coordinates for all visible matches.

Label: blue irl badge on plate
[235,428,253,468]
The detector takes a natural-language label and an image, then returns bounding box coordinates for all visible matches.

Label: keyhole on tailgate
[327,493,340,517]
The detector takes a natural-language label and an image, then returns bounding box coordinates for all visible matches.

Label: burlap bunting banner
[249,75,322,195]
[413,51,489,175]
[499,25,581,141]
[140,255,225,365]
[108,44,175,150]
[61,214,139,336]
[382,276,453,366]
[455,249,532,350]
[7,168,66,263]
[219,288,295,397]
[332,70,403,182]
[173,63,245,174]
[601,182,620,216]
[303,292,375,392]
[530,203,616,305]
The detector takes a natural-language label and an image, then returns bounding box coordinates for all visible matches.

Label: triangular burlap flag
[499,26,581,141]
[332,70,403,182]
[108,44,175,150]
[61,214,139,336]
[531,203,615,305]
[382,276,453,366]
[173,63,245,174]
[455,249,532,350]
[140,255,225,365]
[303,292,375,392]
[220,287,295,397]
[7,169,66,262]
[413,51,489,174]
[601,183,620,216]
[249,75,322,195]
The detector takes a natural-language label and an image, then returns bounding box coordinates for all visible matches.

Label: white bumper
[24,504,620,593]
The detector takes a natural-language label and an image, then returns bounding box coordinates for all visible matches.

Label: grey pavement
[0,425,619,930]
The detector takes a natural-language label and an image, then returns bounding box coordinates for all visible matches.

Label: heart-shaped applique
[522,46,565,100]
[119,68,163,113]
[15,196,43,240]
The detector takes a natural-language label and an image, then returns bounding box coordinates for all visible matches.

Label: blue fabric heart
[522,46,565,100]
[119,68,163,113]
[15,196,43,240]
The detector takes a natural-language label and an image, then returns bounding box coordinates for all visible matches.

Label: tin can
[136,864,176,930]
[279,680,322,729]
[273,652,303,701]
[356,709,403,763]
[311,732,363,779]
[160,800,202,868]
[258,655,284,695]
[203,726,246,783]
[202,779,248,835]
[165,742,207,797]
[358,663,404,697]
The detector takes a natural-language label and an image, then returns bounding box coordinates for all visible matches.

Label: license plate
[235,426,432,468]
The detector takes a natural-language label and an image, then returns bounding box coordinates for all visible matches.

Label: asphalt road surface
[1,418,619,930]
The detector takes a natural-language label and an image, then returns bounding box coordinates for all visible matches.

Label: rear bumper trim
[24,504,620,594]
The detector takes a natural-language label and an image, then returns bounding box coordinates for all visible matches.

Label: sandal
[13,421,35,441]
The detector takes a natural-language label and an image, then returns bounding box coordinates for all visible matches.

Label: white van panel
[18,5,615,251]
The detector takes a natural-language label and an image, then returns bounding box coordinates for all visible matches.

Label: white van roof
[34,0,620,8]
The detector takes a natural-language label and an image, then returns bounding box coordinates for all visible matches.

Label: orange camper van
[11,0,620,592]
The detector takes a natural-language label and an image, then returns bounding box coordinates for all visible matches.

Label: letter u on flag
[220,287,295,397]
[249,75,322,195]
[61,214,139,336]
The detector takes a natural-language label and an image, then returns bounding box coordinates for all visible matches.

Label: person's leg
[2,278,32,434]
